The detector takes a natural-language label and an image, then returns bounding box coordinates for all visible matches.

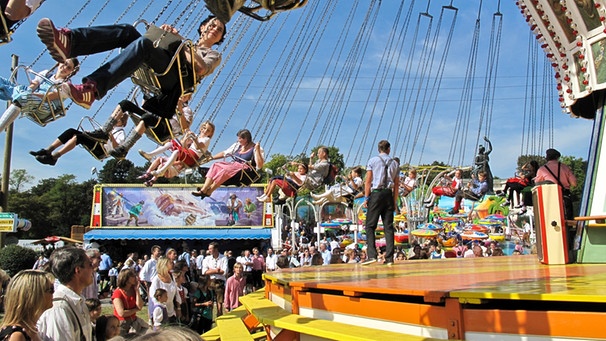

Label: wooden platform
[262,255,606,340]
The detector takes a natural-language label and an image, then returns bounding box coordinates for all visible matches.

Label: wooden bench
[239,293,444,341]
[216,314,254,341]
[201,292,264,341]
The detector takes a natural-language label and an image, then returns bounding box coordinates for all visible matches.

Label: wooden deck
[262,255,606,340]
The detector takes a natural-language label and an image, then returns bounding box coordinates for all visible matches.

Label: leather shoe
[35,154,56,166]
[29,148,50,157]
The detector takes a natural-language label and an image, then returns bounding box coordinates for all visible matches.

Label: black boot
[29,148,51,157]
[110,130,142,159]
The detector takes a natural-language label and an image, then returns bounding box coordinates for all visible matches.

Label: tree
[98,158,143,183]
[0,244,37,276]
[9,175,96,238]
[9,169,34,192]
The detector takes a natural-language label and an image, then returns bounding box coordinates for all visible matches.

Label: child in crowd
[173,270,189,324]
[95,315,120,341]
[224,263,246,312]
[138,121,215,187]
[108,262,119,291]
[189,277,215,334]
[152,288,169,331]
[85,297,102,337]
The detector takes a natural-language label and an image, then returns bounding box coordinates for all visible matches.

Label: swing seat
[0,11,13,45]
[130,20,197,99]
[126,109,175,145]
[239,0,308,21]
[76,116,111,161]
[0,66,69,129]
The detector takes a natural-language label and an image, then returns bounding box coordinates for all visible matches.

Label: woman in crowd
[0,270,55,341]
[112,268,148,336]
[149,257,181,324]
[192,129,264,198]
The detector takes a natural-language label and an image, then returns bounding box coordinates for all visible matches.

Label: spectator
[98,248,113,286]
[319,243,331,265]
[148,257,181,324]
[112,268,148,336]
[236,249,253,291]
[82,247,101,299]
[85,298,102,326]
[108,263,119,292]
[150,289,169,331]
[265,247,278,272]
[38,246,94,341]
[250,247,265,290]
[0,270,54,340]
[95,315,120,341]
[139,245,162,298]
[189,277,214,334]
[201,241,228,317]
[172,270,189,325]
[224,263,246,313]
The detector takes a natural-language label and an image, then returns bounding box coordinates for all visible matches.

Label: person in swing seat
[35,14,226,147]
[30,101,129,165]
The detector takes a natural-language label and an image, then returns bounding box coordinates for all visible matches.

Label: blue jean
[0,76,29,102]
[70,24,180,105]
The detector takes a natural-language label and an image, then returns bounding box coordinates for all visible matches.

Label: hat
[545,148,561,160]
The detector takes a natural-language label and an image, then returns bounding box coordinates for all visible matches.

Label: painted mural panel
[99,185,267,228]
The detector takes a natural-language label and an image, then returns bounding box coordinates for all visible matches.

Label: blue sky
[0,0,594,185]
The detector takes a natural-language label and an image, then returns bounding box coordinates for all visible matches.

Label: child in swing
[137,121,215,187]
[0,58,79,130]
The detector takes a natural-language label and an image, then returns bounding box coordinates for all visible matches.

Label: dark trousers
[365,189,395,261]
[70,24,182,115]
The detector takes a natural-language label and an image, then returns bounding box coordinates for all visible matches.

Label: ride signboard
[91,184,269,228]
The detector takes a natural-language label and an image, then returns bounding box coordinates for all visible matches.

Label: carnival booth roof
[84,228,272,241]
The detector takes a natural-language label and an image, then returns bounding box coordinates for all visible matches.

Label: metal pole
[0,55,17,247]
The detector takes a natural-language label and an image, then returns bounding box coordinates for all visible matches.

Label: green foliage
[9,175,96,238]
[0,244,37,276]
[98,159,142,183]
[9,169,34,192]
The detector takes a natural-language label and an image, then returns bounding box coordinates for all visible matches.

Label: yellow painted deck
[262,255,606,340]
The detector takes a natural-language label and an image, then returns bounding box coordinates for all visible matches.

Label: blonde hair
[1,270,55,328]
[156,257,172,279]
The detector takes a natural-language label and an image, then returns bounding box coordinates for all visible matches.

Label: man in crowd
[38,246,94,341]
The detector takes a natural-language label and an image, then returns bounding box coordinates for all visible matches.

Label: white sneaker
[256,194,267,202]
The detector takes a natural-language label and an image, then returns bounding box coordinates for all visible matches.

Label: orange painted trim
[297,291,450,328]
[444,298,464,340]
[463,308,606,338]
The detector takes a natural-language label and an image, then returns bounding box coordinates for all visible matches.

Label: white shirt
[202,254,228,281]
[38,284,92,341]
[195,254,205,270]
[139,257,158,282]
[148,275,181,317]
[236,255,253,272]
[265,254,278,271]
